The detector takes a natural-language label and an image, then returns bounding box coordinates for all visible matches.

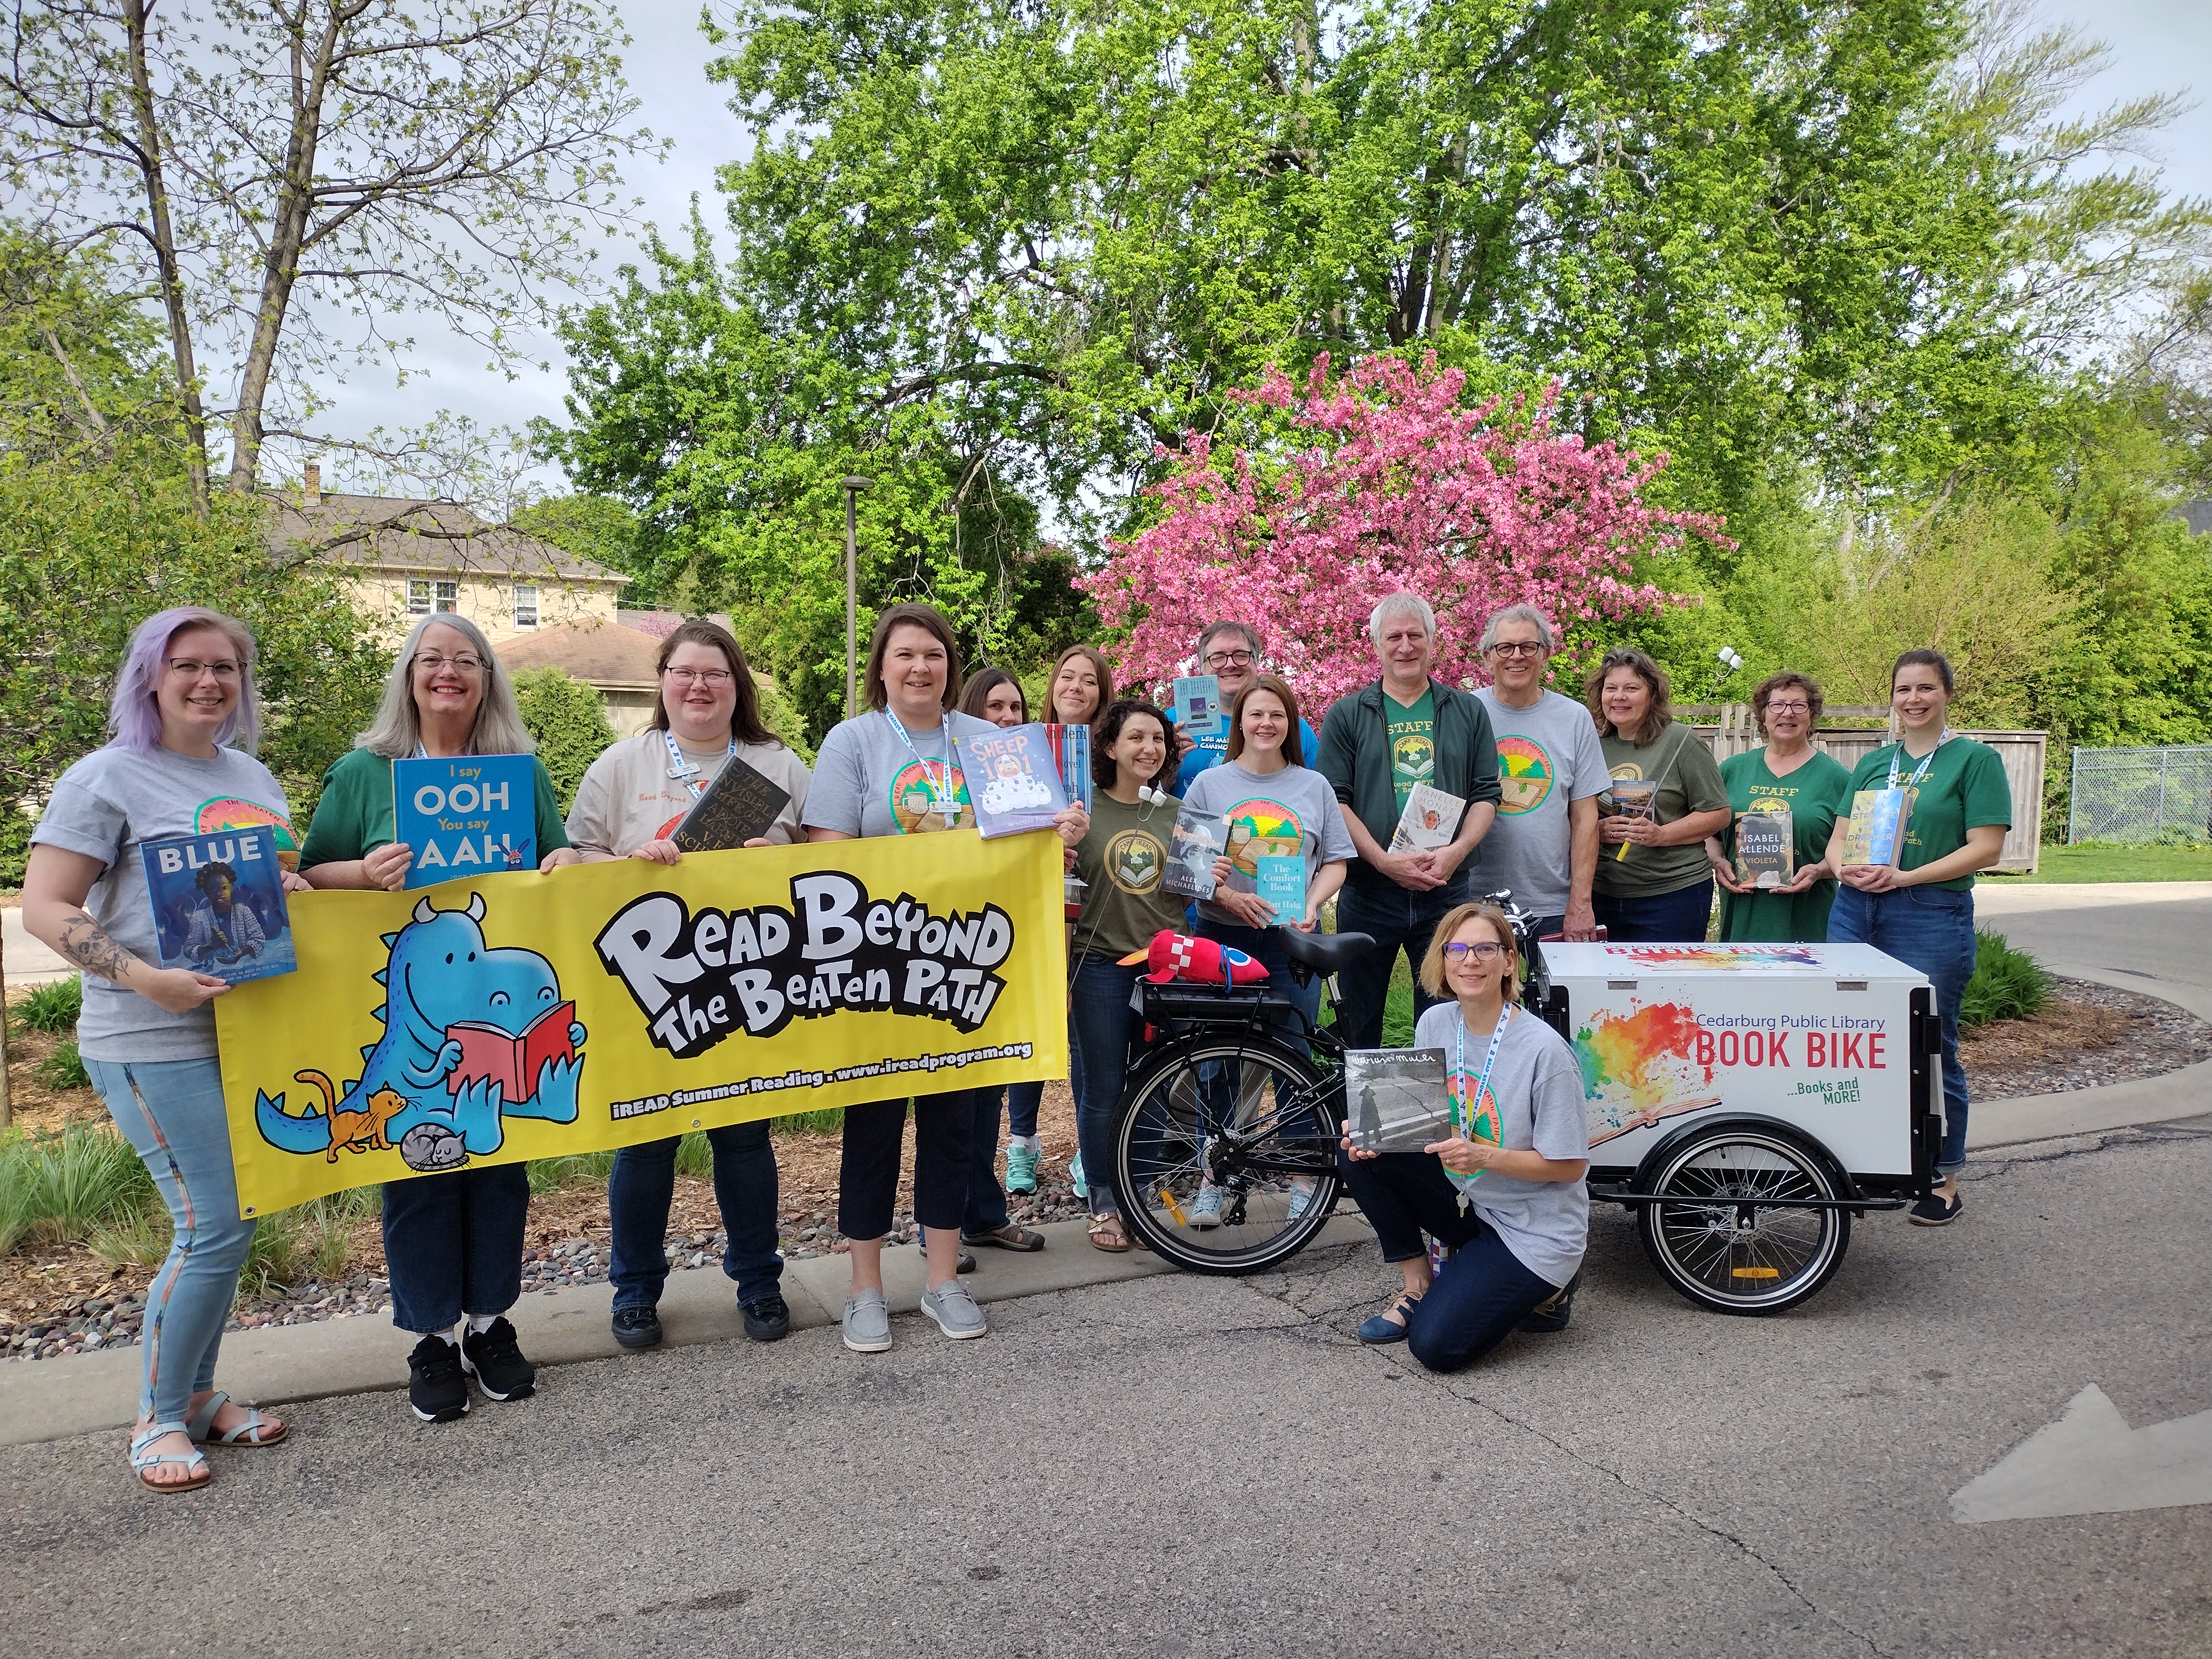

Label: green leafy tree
[511,668,617,814]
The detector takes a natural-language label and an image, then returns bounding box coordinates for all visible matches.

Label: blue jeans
[1828,883,1977,1173]
[1004,1081,1043,1140]
[948,1034,1072,1235]
[1334,878,1469,1048]
[1593,877,1714,944]
[382,1164,530,1334]
[1070,957,1150,1215]
[87,1057,257,1425]
[609,1120,782,1311]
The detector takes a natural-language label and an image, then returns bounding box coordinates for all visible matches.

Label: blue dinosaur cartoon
[255,891,587,1171]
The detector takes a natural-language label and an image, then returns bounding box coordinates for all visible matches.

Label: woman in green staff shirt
[1799,649,2010,1228]
[1704,672,1852,942]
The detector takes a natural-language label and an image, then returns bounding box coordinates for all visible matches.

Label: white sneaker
[1188,1183,1224,1229]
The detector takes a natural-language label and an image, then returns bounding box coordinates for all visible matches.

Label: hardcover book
[1253,849,1307,925]
[1172,675,1223,739]
[1389,783,1467,855]
[447,1000,577,1100]
[1045,723,1093,810]
[392,753,538,889]
[1343,1047,1454,1154]
[139,825,296,984]
[957,723,1068,837]
[1734,807,1794,890]
[1841,787,1912,868]
[672,752,793,853]
[1606,777,1661,862]
[1162,806,1229,899]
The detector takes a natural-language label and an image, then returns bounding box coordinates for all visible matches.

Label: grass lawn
[1995,843,2212,884]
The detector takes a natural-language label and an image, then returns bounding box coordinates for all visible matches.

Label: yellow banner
[216,832,1066,1217]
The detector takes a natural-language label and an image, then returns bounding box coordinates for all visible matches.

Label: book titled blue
[1172,675,1223,739]
[140,825,296,983]
[1253,849,1307,925]
[393,754,538,889]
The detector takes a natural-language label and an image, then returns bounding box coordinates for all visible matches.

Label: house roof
[495,621,663,689]
[269,492,628,585]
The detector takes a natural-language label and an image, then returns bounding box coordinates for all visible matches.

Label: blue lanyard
[885,709,960,818]
[1885,730,1950,791]
[664,730,737,802]
[1449,1003,1513,1208]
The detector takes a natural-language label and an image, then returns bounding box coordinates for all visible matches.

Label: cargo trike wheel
[1635,1122,1850,1315]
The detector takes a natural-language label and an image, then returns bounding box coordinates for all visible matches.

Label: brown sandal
[1088,1213,1131,1253]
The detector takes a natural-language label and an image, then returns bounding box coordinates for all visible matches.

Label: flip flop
[129,1423,210,1493]
[186,1390,288,1448]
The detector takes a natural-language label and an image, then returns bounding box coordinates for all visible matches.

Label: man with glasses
[1464,604,1608,941]
[1172,620,1319,792]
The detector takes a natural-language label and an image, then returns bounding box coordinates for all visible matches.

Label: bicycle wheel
[1635,1121,1851,1315]
[1113,1032,1342,1275]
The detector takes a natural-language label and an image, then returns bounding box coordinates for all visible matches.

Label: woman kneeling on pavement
[1341,903,1589,1373]
[566,619,812,1353]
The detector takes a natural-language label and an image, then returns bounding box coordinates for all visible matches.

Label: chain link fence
[2067,745,2212,844]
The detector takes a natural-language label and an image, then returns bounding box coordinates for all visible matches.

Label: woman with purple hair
[23,607,309,1491]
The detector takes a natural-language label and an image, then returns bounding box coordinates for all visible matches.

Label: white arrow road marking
[1952,1385,2212,1523]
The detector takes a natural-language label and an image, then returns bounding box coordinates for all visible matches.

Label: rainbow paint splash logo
[1574,1001,1721,1146]
[1604,944,1824,970]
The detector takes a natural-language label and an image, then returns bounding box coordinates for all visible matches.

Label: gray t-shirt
[1180,759,1355,928]
[30,743,295,1061]
[1467,687,1610,916]
[1412,1000,1590,1287]
[802,708,998,839]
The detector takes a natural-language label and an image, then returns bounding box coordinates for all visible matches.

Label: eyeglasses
[663,667,733,687]
[1488,642,1545,658]
[165,658,241,680]
[1203,648,1255,668]
[1765,700,1811,714]
[1442,941,1504,961]
[413,651,485,675]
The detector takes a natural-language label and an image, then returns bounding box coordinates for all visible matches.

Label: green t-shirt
[299,745,570,869]
[1595,724,1730,899]
[1717,747,1853,943]
[1071,791,1193,963]
[1842,737,2011,891]
[1385,686,1437,816]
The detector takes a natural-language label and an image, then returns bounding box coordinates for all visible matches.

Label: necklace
[885,709,961,821]
[664,729,737,802]
[1448,1002,1514,1211]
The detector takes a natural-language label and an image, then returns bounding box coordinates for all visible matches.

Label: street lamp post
[841,476,873,718]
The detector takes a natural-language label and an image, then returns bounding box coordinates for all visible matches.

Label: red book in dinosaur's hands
[446,1001,575,1102]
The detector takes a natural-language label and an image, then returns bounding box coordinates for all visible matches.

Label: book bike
[1109,894,1943,1314]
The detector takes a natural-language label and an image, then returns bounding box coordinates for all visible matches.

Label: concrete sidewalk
[3,906,70,989]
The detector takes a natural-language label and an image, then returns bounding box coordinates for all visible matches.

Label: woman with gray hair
[300,612,580,1425]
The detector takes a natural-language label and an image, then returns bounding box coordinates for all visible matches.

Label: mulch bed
[1960,975,2212,1100]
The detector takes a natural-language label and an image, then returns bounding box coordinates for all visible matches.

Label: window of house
[407,579,432,615]
[514,582,539,628]
[434,581,457,613]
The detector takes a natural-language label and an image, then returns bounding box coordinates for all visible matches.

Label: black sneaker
[460,1317,537,1401]
[742,1293,791,1343]
[611,1305,663,1350]
[1517,1270,1582,1334]
[408,1334,469,1422]
[1908,1190,1963,1227]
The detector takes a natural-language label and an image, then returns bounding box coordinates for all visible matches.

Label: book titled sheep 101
[1162,806,1228,899]
[392,754,538,889]
[957,723,1067,837]
[1045,722,1092,810]
[1253,849,1307,925]
[1343,1047,1454,1154]
[1734,807,1795,889]
[1389,783,1466,855]
[1841,787,1912,868]
[1172,675,1222,739]
[672,752,792,853]
[139,825,296,983]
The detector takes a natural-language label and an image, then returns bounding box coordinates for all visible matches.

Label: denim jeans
[1334,878,1469,1048]
[1593,877,1714,944]
[609,1120,782,1312]
[839,1092,973,1239]
[1828,883,1978,1172]
[1070,956,1150,1215]
[1337,1147,1558,1374]
[87,1057,257,1425]
[382,1163,530,1333]
[1004,1081,1044,1140]
[950,1030,1073,1234]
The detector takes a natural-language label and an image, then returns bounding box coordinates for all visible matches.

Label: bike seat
[1280,930,1375,976]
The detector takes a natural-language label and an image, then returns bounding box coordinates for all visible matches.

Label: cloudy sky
[311,0,2212,497]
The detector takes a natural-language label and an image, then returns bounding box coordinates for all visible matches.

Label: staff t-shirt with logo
[1843,737,2012,891]
[1386,686,1437,815]
[1071,791,1192,962]
[801,708,994,839]
[1466,688,1610,917]
[1179,759,1354,929]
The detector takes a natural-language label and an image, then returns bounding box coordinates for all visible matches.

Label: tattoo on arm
[56,912,142,985]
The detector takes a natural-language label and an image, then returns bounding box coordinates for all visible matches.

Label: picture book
[447,1000,577,1102]
[672,752,792,853]
[1606,778,1661,862]
[1389,782,1467,855]
[1840,787,1912,868]
[1253,848,1307,925]
[1162,806,1229,899]
[1172,675,1223,739]
[140,825,296,984]
[1046,723,1093,810]
[393,754,538,889]
[1734,807,1794,890]
[957,723,1068,837]
[1343,1048,1454,1155]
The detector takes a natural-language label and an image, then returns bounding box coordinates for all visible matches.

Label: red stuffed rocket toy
[1119,930,1271,987]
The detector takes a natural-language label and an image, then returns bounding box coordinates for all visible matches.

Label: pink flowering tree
[1084,353,1717,709]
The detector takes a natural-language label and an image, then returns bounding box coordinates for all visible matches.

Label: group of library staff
[801,602,1088,1354]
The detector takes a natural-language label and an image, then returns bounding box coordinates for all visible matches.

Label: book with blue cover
[1253,848,1307,925]
[393,754,538,889]
[957,723,1068,838]
[1172,675,1223,739]
[139,825,296,983]
[1841,787,1912,868]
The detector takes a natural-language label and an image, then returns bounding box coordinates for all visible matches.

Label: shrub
[0,1122,158,1255]
[1961,928,2051,1027]
[13,978,82,1034]
[512,666,617,813]
[36,1039,90,1089]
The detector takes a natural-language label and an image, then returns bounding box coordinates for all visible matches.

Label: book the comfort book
[392,754,538,889]
[672,753,792,853]
[958,723,1068,837]
[447,1001,577,1101]
[1389,783,1466,855]
[140,825,296,983]
[1163,806,1228,899]
[1840,788,1912,868]
[1172,675,1223,739]
[1253,849,1307,924]
[1734,808,1794,889]
[1343,1048,1453,1154]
